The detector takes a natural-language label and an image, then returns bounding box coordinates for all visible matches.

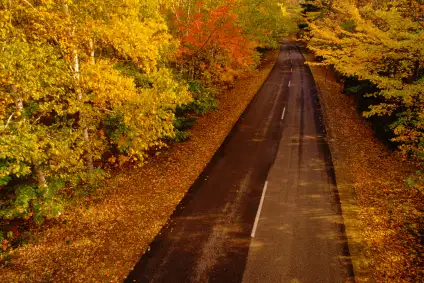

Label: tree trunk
[72,50,95,173]
[35,164,48,190]
[12,85,49,190]
[89,38,95,65]
[65,4,95,177]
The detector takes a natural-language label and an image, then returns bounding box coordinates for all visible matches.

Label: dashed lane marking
[251,181,269,238]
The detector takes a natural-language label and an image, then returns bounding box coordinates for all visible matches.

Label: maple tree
[172,0,298,85]
[174,1,254,85]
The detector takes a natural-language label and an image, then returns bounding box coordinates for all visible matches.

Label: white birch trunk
[35,165,48,189]
[12,85,48,190]
[72,50,95,173]
[65,3,95,176]
[89,38,95,65]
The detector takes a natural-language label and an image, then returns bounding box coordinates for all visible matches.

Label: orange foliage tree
[174,1,256,86]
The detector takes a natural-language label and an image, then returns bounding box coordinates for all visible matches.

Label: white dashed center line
[251,181,269,238]
[281,107,286,120]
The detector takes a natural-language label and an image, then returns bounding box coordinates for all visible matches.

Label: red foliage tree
[175,1,255,85]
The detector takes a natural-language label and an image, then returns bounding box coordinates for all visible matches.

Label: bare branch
[1,112,15,131]
[22,0,36,10]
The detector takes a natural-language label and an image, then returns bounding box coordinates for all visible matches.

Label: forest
[304,0,424,186]
[0,0,299,261]
[1,0,423,281]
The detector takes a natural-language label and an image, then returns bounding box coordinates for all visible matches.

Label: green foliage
[340,20,356,32]
[344,79,377,95]
[0,182,63,224]
[102,114,130,153]
[0,172,12,186]
[113,63,153,89]
[171,129,192,143]
[174,117,198,131]
[168,117,197,143]
[168,81,218,143]
[406,171,424,194]
[5,185,38,219]
[184,82,218,115]
[345,85,365,94]
[189,95,218,115]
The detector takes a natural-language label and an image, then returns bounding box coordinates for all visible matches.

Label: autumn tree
[171,0,295,85]
[305,0,424,181]
[0,0,297,226]
[236,0,301,48]
[174,1,255,85]
[0,0,190,222]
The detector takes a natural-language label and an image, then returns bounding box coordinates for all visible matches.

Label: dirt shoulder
[302,48,423,282]
[0,50,279,282]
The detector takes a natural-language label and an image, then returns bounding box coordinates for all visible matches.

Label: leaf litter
[306,52,423,282]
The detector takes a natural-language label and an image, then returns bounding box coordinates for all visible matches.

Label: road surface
[125,40,354,283]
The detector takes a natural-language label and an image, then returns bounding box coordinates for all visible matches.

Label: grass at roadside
[0,51,279,282]
[302,47,424,282]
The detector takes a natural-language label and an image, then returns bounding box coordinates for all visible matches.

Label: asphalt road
[125,40,354,283]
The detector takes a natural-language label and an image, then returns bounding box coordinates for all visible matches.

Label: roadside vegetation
[301,0,424,281]
[0,0,301,278]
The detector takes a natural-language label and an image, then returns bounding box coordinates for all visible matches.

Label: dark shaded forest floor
[303,48,424,282]
[0,51,279,282]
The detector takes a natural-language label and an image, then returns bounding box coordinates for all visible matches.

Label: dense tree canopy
[304,0,424,186]
[0,0,296,230]
[0,0,196,223]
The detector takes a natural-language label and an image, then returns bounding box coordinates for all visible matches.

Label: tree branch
[1,112,15,131]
